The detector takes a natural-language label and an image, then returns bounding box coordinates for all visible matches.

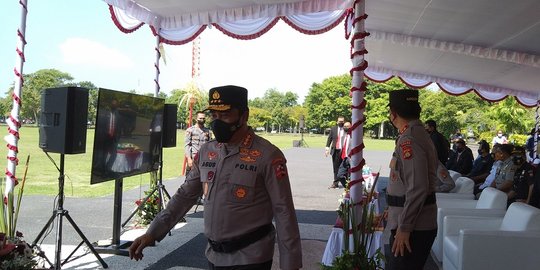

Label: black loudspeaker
[162,104,177,148]
[39,87,89,154]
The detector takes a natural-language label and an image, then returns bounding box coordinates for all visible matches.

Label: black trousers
[387,229,437,270]
[208,260,272,270]
[331,149,343,183]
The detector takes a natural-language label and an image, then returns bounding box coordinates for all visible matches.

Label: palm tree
[178,80,206,174]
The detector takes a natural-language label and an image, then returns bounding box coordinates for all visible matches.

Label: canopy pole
[154,31,161,97]
[348,0,368,205]
[3,0,28,237]
[534,101,539,162]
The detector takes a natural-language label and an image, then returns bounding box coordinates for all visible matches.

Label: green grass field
[8,127,394,197]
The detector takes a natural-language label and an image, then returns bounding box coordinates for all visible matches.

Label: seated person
[507,146,534,205]
[529,165,540,209]
[446,138,474,175]
[477,144,516,199]
[466,140,494,184]
[435,161,455,192]
[474,144,503,196]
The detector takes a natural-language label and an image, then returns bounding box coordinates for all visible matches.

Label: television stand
[94,177,131,256]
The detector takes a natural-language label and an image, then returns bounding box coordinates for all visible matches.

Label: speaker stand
[299,130,309,147]
[120,151,171,231]
[32,154,108,269]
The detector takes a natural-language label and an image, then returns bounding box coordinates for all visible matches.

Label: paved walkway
[17,147,439,269]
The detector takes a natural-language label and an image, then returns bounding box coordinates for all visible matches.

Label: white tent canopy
[104,0,540,106]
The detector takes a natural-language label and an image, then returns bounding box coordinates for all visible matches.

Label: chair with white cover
[431,187,507,262]
[436,177,475,200]
[448,170,461,181]
[443,202,540,270]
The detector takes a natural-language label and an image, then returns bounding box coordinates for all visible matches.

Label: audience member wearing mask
[466,140,495,184]
[507,146,534,205]
[445,138,474,175]
[491,130,508,147]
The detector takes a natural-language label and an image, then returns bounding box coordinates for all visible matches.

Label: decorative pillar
[3,0,28,236]
[348,0,369,206]
[154,31,161,97]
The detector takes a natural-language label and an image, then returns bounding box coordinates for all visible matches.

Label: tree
[167,82,208,128]
[6,69,74,122]
[249,88,299,132]
[248,107,272,131]
[487,97,534,135]
[420,90,491,137]
[304,74,351,130]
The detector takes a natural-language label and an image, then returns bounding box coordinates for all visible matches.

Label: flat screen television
[91,88,164,184]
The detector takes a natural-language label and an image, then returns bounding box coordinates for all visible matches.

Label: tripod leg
[64,213,108,269]
[62,240,84,266]
[32,213,56,246]
[121,185,158,228]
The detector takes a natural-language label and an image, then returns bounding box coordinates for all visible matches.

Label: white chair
[436,177,475,200]
[431,187,507,262]
[448,170,462,181]
[443,202,540,270]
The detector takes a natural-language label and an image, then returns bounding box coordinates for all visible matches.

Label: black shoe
[328,184,338,189]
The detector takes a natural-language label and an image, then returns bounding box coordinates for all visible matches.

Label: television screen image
[91,88,164,184]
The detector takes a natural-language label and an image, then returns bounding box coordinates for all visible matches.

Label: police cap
[388,89,420,112]
[205,85,248,111]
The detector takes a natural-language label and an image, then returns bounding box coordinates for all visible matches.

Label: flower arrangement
[135,171,162,225]
[320,172,385,270]
[0,232,37,270]
[0,155,40,268]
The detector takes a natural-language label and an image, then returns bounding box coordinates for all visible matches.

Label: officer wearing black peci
[386,90,438,270]
[129,85,302,270]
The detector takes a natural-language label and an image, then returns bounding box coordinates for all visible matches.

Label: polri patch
[400,141,413,160]
[272,158,288,179]
[234,186,247,199]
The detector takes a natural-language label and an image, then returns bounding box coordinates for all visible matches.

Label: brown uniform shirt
[147,128,302,269]
[387,120,438,232]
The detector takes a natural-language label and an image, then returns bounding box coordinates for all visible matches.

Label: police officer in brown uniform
[386,90,438,270]
[129,85,303,270]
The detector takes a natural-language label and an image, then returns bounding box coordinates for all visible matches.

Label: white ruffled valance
[104,0,351,29]
[107,2,348,42]
[365,66,540,107]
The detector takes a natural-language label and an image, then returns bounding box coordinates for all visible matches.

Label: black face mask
[211,119,241,143]
[197,120,205,125]
[343,128,349,133]
[338,122,344,128]
[477,149,483,156]
[456,147,464,153]
[513,155,524,166]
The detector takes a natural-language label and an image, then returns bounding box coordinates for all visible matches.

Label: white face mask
[497,133,503,138]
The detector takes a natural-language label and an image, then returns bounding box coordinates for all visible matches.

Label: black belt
[387,193,436,207]
[208,223,273,253]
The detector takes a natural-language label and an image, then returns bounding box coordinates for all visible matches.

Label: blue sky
[0,0,352,102]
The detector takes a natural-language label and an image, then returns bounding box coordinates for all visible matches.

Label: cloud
[59,38,134,69]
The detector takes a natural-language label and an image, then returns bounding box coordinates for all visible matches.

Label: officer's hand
[187,158,193,167]
[325,147,329,157]
[129,234,155,261]
[391,229,411,257]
